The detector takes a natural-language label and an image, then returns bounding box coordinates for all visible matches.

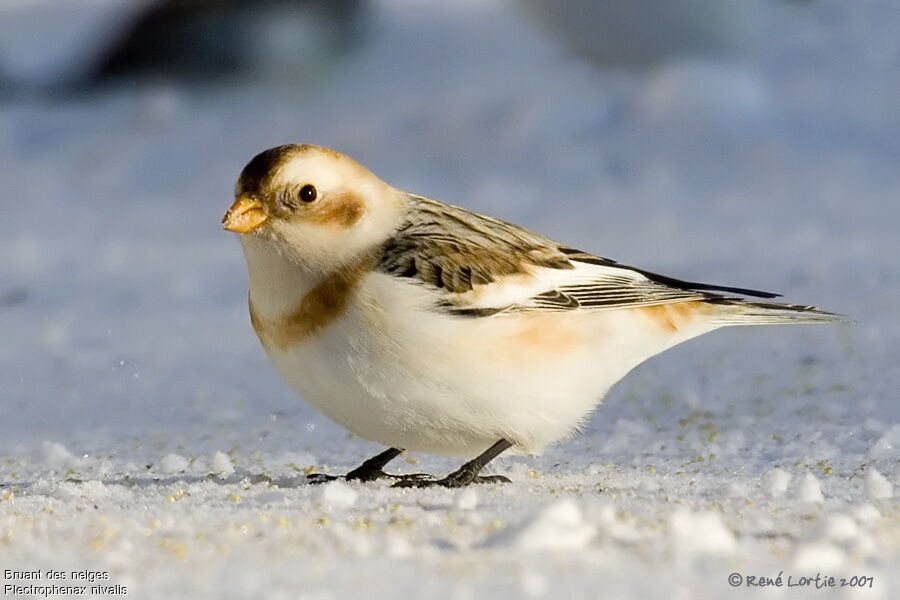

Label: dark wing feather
[508,272,714,314]
[559,248,780,299]
[377,195,573,293]
[377,195,782,316]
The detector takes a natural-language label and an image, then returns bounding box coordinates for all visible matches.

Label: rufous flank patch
[506,313,581,357]
[635,300,705,334]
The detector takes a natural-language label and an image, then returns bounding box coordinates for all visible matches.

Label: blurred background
[0,0,897,459]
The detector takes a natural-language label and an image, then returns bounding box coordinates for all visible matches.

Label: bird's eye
[298,184,317,203]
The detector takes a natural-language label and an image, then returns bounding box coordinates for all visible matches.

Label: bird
[222,143,844,488]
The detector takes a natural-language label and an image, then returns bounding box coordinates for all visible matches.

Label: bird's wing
[377,195,779,317]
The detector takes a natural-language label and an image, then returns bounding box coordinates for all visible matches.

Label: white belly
[255,273,717,457]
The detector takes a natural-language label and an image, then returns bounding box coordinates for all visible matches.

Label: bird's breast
[248,259,372,352]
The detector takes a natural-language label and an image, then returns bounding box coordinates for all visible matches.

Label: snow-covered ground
[1,1,898,598]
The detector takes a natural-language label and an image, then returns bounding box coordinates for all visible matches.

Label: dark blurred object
[0,287,28,308]
[0,0,364,90]
[519,0,771,67]
[0,0,149,89]
[100,0,364,79]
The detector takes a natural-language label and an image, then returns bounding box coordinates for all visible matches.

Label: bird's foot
[305,473,340,485]
[391,473,511,489]
[384,472,435,484]
[306,471,435,485]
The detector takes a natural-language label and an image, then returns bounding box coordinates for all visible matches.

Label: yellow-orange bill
[223,195,267,232]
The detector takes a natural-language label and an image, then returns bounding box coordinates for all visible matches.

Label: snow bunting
[223,144,843,488]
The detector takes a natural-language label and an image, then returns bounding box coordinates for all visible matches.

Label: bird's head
[223,144,404,269]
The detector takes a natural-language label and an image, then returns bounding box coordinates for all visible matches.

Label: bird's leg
[346,447,434,483]
[306,447,433,484]
[392,439,513,488]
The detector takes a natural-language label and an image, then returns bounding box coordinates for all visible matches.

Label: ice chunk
[726,481,750,498]
[158,453,189,474]
[386,536,412,559]
[669,508,736,556]
[864,468,893,500]
[853,504,881,524]
[315,481,358,511]
[762,467,791,498]
[793,542,846,571]
[36,441,77,469]
[818,513,859,544]
[519,571,547,597]
[484,499,595,552]
[453,488,478,511]
[798,472,824,503]
[53,479,109,501]
[867,425,899,459]
[209,451,234,476]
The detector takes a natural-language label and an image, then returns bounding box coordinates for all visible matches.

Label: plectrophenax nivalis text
[223,144,844,488]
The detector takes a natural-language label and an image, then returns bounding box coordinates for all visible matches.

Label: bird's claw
[306,471,436,485]
[306,473,340,485]
[386,472,434,481]
[391,474,511,489]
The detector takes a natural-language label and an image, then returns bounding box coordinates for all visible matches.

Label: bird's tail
[708,299,849,327]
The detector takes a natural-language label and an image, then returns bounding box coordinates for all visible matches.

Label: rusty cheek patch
[636,300,706,334]
[306,191,365,229]
[250,263,369,351]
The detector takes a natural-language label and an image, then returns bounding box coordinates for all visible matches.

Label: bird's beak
[223,195,268,233]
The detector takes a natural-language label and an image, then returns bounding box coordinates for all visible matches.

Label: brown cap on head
[235,144,302,197]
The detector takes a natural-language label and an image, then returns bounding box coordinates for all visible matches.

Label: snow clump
[484,499,595,552]
[762,467,791,498]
